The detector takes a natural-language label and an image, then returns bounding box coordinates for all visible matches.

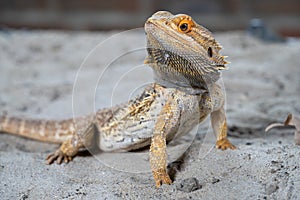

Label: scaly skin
[0,11,236,188]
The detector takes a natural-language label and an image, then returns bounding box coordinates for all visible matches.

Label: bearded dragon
[0,11,236,187]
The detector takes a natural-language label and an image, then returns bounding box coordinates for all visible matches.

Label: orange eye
[178,19,193,33]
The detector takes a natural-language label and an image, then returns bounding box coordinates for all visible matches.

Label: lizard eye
[178,19,193,33]
[179,23,188,31]
[207,47,213,57]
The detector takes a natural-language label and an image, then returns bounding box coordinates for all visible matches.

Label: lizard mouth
[215,65,227,70]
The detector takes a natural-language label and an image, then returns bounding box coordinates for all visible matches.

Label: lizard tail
[0,113,74,144]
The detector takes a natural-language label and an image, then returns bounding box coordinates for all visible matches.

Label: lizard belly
[98,118,156,152]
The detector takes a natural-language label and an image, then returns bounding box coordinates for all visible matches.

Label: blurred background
[0,0,299,36]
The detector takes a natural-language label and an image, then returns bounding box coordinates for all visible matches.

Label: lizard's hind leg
[47,122,97,164]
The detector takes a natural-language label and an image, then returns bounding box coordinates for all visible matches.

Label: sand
[0,29,300,199]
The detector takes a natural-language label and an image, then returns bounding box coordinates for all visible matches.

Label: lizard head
[144,11,229,92]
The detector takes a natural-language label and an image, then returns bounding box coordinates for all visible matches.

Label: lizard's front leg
[211,106,236,150]
[47,122,96,164]
[150,100,180,188]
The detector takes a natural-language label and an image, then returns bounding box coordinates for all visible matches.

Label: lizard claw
[46,149,73,165]
[216,138,236,150]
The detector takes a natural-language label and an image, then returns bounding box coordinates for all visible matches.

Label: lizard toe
[153,168,173,188]
[46,149,72,165]
[216,138,236,150]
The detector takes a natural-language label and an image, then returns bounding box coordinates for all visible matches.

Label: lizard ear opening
[208,47,213,57]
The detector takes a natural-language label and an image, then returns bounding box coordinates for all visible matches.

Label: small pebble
[266,183,278,195]
[176,178,202,193]
[211,177,220,184]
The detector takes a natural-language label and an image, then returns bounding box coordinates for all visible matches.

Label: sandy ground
[0,29,300,200]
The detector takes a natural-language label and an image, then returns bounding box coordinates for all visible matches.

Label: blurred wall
[0,0,299,35]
